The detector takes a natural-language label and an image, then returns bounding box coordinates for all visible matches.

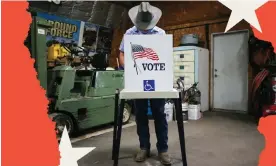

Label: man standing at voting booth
[118,2,171,165]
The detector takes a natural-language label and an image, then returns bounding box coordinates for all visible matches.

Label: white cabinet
[173,46,209,112]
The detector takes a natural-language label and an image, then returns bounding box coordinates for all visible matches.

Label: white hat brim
[128,5,162,30]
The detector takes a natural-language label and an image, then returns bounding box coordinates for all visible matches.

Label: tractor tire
[122,103,132,124]
[50,113,75,136]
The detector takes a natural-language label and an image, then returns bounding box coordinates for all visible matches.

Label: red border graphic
[2,2,60,166]
[253,1,276,166]
[1,1,276,166]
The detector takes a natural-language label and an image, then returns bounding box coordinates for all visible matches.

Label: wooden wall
[109,1,253,108]
[110,1,252,67]
[109,9,129,68]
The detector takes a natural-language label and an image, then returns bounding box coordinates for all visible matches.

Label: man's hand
[119,52,124,67]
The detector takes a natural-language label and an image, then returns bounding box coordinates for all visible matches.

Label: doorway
[211,30,249,113]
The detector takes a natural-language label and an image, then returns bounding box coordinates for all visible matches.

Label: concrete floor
[74,111,264,166]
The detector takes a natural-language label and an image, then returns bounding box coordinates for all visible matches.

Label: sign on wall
[124,35,174,92]
[37,12,114,55]
[37,12,82,45]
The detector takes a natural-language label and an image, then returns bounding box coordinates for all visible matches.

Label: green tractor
[26,14,133,136]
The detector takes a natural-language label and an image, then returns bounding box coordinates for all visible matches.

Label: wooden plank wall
[109,1,254,107]
[109,9,130,68]
[110,1,252,67]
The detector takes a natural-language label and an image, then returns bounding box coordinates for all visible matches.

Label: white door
[213,31,248,112]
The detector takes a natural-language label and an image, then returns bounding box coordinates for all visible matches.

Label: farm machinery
[25,14,132,136]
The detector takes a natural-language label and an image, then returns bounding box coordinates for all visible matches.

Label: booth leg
[112,89,120,160]
[174,92,188,166]
[113,99,125,166]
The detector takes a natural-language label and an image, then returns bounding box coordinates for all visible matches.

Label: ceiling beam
[108,1,135,9]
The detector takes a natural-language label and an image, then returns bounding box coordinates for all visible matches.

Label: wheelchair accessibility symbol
[143,80,155,91]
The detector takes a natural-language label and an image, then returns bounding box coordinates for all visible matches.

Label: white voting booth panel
[121,35,178,99]
[113,36,187,166]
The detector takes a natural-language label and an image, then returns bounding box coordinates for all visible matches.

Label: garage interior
[27,1,274,166]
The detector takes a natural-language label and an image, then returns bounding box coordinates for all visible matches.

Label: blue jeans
[134,99,168,153]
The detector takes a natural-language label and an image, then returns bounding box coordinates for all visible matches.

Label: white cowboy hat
[128,2,162,30]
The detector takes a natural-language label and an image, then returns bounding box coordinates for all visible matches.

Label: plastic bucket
[188,104,201,120]
[182,103,188,111]
[182,103,189,121]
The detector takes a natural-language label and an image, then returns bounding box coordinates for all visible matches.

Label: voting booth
[112,35,188,166]
[120,35,179,99]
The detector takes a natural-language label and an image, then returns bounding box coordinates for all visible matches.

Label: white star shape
[59,127,96,166]
[218,0,269,33]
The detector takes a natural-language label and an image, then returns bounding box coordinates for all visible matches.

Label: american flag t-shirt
[131,44,159,61]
